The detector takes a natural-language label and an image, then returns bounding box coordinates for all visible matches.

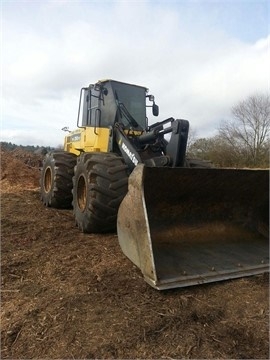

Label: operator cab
[78,80,159,131]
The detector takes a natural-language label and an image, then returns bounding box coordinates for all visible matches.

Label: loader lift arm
[115,118,189,171]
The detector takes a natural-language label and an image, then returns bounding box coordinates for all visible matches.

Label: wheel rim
[77,174,87,211]
[44,167,52,193]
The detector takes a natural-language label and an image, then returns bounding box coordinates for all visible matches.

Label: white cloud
[1,1,269,145]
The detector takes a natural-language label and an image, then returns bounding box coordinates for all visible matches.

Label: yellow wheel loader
[40,79,269,290]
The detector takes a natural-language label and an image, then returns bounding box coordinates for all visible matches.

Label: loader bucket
[117,164,269,290]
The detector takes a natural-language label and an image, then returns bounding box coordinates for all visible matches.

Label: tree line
[0,142,54,154]
[187,93,269,168]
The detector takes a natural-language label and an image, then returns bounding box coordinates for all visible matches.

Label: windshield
[111,82,147,130]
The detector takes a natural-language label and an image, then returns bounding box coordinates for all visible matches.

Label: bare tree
[186,126,198,153]
[187,137,213,159]
[219,93,270,167]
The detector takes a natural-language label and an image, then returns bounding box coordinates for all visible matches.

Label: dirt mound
[1,148,42,192]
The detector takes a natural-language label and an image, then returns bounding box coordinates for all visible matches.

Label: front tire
[40,151,77,208]
[73,152,128,233]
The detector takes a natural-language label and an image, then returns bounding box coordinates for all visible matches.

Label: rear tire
[40,151,77,208]
[72,152,128,233]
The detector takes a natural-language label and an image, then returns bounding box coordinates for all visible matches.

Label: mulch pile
[1,148,42,192]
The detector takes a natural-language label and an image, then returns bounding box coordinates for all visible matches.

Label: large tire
[40,151,77,208]
[73,152,129,233]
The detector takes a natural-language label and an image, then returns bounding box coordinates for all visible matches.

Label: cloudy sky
[1,0,269,147]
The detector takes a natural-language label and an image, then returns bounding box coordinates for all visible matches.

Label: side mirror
[152,103,159,116]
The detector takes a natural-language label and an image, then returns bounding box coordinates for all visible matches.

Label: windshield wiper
[119,103,139,128]
[115,91,139,128]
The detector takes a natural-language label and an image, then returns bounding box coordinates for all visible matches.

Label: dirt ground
[1,148,269,359]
